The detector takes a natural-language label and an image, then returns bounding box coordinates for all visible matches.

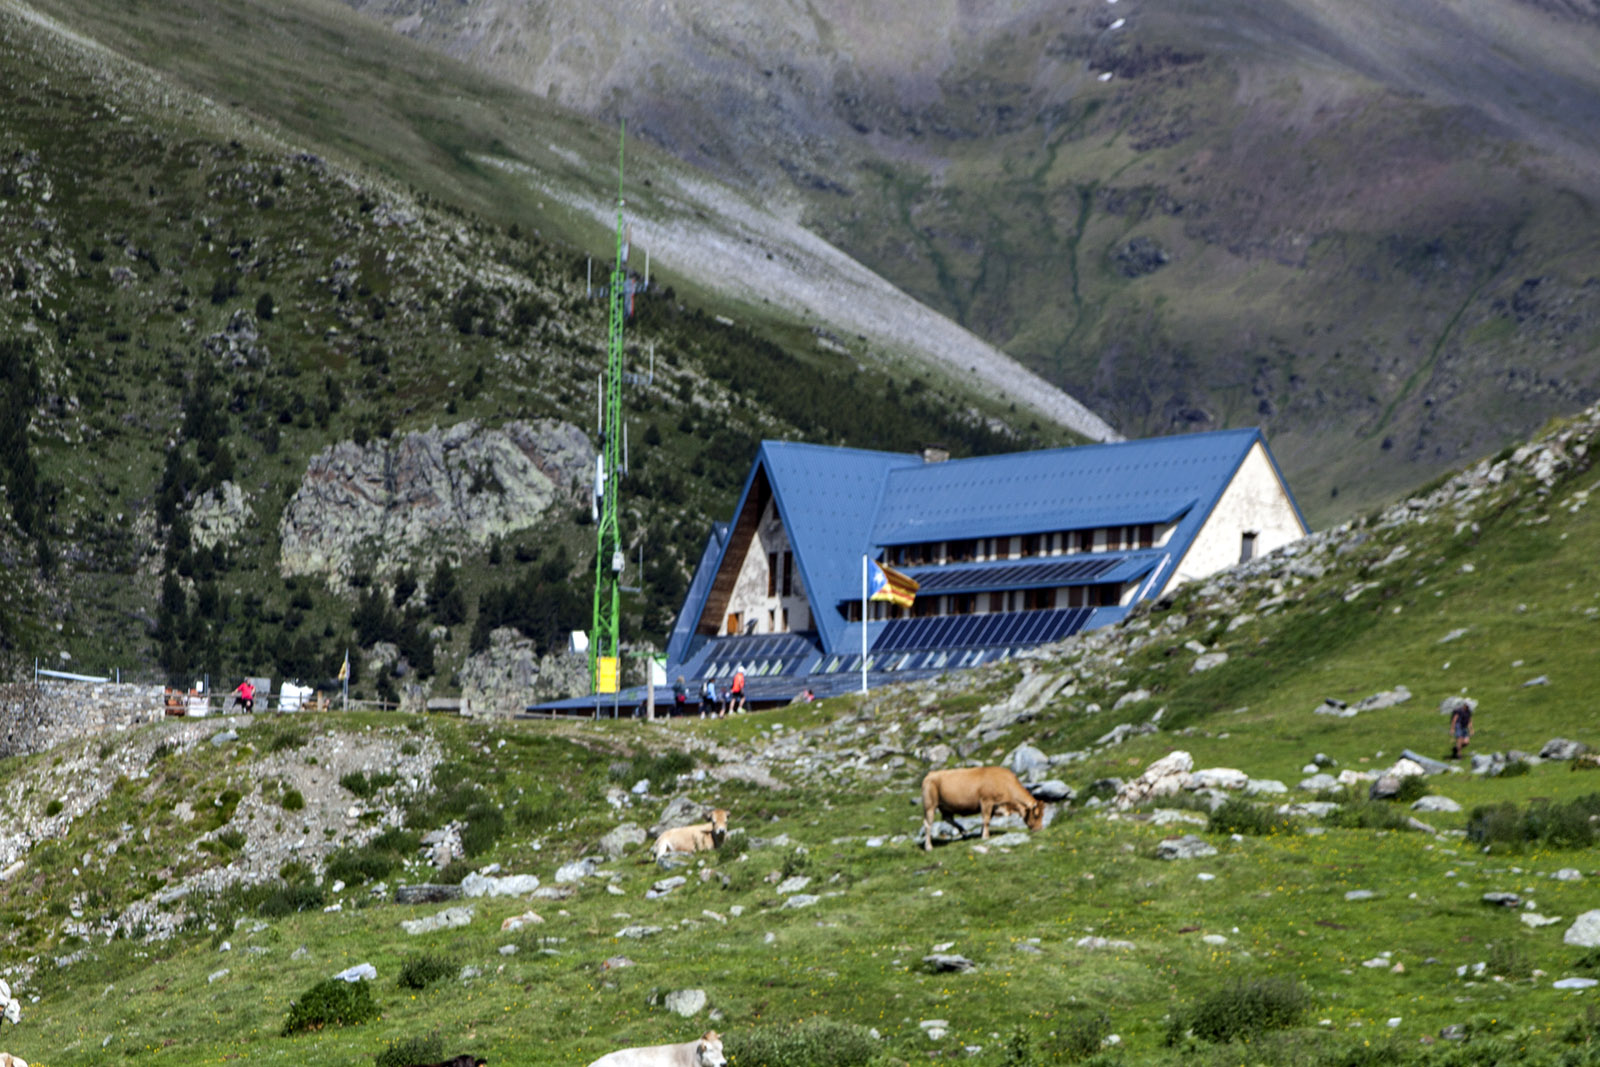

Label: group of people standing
[672,668,746,718]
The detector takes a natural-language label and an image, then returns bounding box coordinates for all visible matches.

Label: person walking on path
[233,678,255,714]
[1449,699,1474,759]
[699,677,718,719]
[673,676,689,717]
[728,666,746,714]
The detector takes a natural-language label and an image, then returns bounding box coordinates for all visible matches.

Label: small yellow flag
[337,651,349,683]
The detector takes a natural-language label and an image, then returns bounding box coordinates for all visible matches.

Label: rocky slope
[336,0,1600,523]
[0,0,1057,693]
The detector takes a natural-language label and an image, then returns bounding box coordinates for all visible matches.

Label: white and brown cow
[586,1031,726,1067]
[920,767,1044,851]
[651,809,729,859]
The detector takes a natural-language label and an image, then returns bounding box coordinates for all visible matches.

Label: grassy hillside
[2,408,1600,1064]
[0,3,1055,689]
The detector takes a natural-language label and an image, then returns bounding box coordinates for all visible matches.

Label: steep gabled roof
[871,428,1267,544]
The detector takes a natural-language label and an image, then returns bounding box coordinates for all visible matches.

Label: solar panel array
[908,557,1120,593]
[699,633,817,679]
[872,608,1094,653]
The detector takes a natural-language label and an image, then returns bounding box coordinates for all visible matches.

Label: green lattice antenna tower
[590,126,629,697]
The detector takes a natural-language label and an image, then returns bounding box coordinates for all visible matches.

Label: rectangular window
[1094,584,1121,607]
[1240,532,1257,563]
[781,608,789,632]
[913,596,940,618]
[1139,523,1155,549]
[989,591,1006,614]
[1023,588,1054,611]
[726,612,742,635]
[951,593,977,615]
[1020,533,1041,558]
[767,609,776,632]
[947,538,975,563]
[1078,529,1095,553]
[766,553,777,597]
[781,550,793,596]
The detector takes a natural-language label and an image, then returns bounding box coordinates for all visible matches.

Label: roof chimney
[921,445,950,464]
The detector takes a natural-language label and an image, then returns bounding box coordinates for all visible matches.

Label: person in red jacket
[233,679,256,714]
[728,666,746,714]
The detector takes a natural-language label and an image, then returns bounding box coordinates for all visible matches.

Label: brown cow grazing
[652,809,729,859]
[921,767,1044,851]
[405,1057,485,1067]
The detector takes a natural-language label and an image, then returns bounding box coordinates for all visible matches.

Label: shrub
[1208,798,1292,837]
[1467,796,1600,851]
[397,953,456,990]
[718,829,750,862]
[460,804,506,858]
[437,859,472,885]
[1393,775,1430,803]
[726,1019,876,1067]
[256,882,325,917]
[1488,939,1533,979]
[1576,949,1600,976]
[1498,759,1532,778]
[268,729,306,753]
[44,799,62,817]
[1167,977,1309,1044]
[340,771,396,798]
[632,750,695,785]
[376,1033,444,1067]
[281,789,305,811]
[781,848,811,878]
[282,977,380,1034]
[1327,801,1409,831]
[1466,802,1523,847]
[1054,1009,1114,1062]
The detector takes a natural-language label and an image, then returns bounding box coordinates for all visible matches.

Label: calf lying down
[652,809,729,858]
[587,1031,725,1067]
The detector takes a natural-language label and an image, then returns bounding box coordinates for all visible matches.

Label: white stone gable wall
[1162,441,1306,595]
[721,499,810,634]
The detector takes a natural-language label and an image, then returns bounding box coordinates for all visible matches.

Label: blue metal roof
[666,428,1302,668]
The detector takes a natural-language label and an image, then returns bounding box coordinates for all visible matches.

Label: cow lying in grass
[921,767,1044,851]
[586,1031,726,1067]
[405,1057,484,1067]
[652,809,729,859]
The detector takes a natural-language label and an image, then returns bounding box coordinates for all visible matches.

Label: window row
[843,582,1124,621]
[886,525,1159,567]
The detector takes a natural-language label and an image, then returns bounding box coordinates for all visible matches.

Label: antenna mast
[590,125,630,700]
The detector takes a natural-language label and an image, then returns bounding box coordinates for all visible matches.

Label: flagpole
[861,555,868,695]
[342,648,349,711]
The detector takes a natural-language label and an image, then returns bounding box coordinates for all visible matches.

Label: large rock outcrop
[458,628,588,714]
[279,419,592,582]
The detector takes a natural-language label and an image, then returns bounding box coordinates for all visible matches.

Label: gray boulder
[1245,779,1287,796]
[1353,686,1412,712]
[923,953,976,973]
[1005,744,1051,779]
[400,906,474,935]
[1564,911,1600,948]
[1155,834,1218,860]
[664,989,707,1017]
[1400,749,1453,775]
[1411,795,1461,813]
[1027,779,1075,802]
[553,858,597,883]
[1540,738,1588,761]
[598,823,648,859]
[1369,775,1402,800]
[461,872,541,898]
[1298,773,1339,793]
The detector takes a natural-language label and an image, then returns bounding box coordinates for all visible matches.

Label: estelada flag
[868,559,919,608]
